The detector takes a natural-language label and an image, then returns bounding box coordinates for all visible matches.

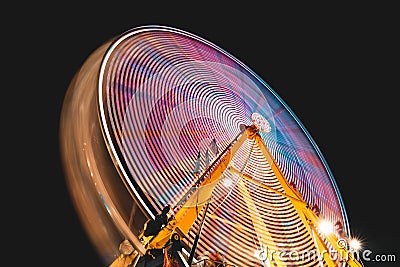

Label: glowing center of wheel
[251,113,271,134]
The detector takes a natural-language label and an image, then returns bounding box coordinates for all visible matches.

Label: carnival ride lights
[59,25,364,267]
[349,239,362,252]
[319,220,335,235]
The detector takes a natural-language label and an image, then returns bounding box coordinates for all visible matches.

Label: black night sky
[20,3,399,267]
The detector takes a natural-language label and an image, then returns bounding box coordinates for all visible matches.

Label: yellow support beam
[144,129,249,250]
[248,125,363,267]
[229,164,336,267]
[247,125,303,202]
[227,165,308,207]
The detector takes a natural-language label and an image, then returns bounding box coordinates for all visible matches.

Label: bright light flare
[319,220,334,235]
[349,238,362,251]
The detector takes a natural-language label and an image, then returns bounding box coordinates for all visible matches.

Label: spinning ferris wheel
[60,25,363,267]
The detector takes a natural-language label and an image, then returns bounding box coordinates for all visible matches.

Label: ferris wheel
[59,25,363,267]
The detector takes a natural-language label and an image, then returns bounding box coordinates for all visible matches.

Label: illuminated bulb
[223,178,233,187]
[319,220,334,234]
[349,239,362,251]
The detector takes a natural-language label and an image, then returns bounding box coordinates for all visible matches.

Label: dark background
[18,3,398,267]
